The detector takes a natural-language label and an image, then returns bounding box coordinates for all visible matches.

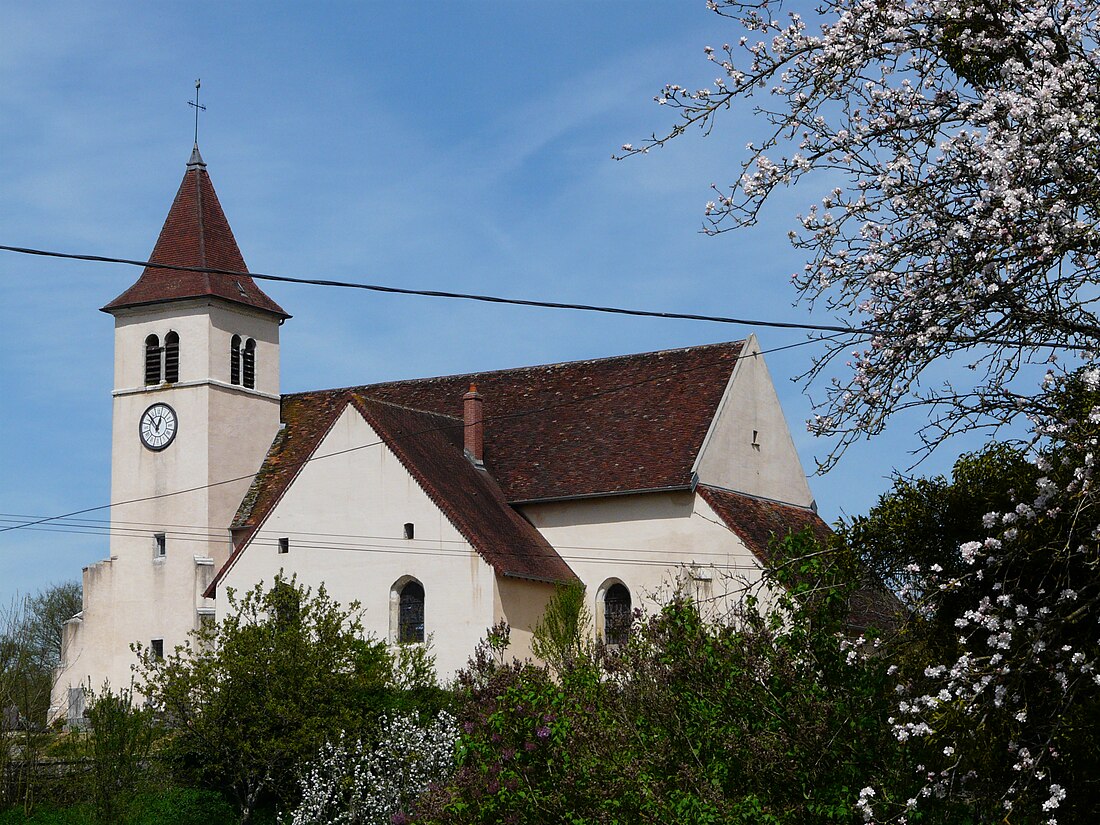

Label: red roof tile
[696,485,831,564]
[213,394,575,595]
[697,485,900,630]
[292,341,743,504]
[102,153,288,317]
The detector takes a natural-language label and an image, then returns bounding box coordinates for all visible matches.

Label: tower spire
[188,79,206,168]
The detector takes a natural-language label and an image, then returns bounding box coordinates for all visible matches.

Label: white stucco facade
[52,298,283,720]
[216,407,501,677]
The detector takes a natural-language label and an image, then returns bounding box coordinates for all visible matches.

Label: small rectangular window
[278,537,289,555]
[403,523,415,540]
[153,533,166,559]
[151,639,164,659]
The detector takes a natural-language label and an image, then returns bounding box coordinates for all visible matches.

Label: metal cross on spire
[188,79,206,146]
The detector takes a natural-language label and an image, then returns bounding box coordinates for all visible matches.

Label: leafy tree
[0,581,82,816]
[83,682,159,825]
[530,581,590,676]
[426,532,914,824]
[0,580,81,726]
[135,576,428,824]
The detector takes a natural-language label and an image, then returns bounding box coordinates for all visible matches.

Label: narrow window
[144,335,162,385]
[243,338,256,389]
[278,537,289,555]
[153,533,166,559]
[150,639,164,659]
[230,335,241,386]
[403,523,415,540]
[604,583,631,646]
[398,581,425,644]
[163,332,180,383]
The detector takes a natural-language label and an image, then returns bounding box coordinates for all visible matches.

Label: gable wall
[217,407,499,677]
[693,336,814,508]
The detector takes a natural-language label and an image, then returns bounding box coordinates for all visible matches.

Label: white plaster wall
[520,490,765,637]
[52,300,283,719]
[217,406,500,679]
[493,577,556,662]
[112,300,280,396]
[693,335,814,508]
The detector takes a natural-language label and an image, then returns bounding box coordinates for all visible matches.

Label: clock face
[139,403,178,451]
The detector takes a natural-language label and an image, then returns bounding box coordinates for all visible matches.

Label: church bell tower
[53,146,289,717]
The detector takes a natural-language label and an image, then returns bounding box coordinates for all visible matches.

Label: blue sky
[0,1,994,600]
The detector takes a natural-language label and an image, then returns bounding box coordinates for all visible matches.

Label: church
[51,146,828,721]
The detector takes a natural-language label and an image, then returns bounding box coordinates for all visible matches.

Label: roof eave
[509,483,693,507]
[101,293,291,320]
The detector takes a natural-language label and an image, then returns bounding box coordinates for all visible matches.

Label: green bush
[0,788,235,825]
[126,788,236,825]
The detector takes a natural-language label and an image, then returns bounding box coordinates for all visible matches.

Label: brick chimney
[463,384,484,466]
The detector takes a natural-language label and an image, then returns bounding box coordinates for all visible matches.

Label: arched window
[230,335,241,386]
[398,580,425,644]
[243,338,256,389]
[163,332,179,383]
[604,583,631,646]
[144,335,162,385]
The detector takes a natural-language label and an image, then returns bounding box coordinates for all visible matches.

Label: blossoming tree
[629,0,1100,819]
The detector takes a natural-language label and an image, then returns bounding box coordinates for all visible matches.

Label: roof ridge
[282,339,745,399]
[353,394,462,423]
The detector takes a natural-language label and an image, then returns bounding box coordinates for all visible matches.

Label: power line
[0,513,760,562]
[0,243,865,335]
[0,519,763,571]
[1,243,1084,350]
[0,334,833,537]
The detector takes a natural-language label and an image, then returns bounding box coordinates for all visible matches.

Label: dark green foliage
[839,444,1037,591]
[83,684,157,825]
[0,788,236,825]
[425,531,913,824]
[136,575,447,824]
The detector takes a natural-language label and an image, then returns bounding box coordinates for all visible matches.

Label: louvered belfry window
[398,581,425,644]
[243,338,256,389]
[230,335,241,385]
[144,335,162,385]
[163,332,180,383]
[604,583,632,646]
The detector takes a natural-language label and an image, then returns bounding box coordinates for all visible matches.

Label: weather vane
[188,79,206,145]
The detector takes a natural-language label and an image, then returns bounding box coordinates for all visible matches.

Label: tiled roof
[221,342,744,594]
[697,485,900,630]
[214,394,575,594]
[291,341,743,504]
[352,397,576,583]
[697,485,831,563]
[102,152,288,317]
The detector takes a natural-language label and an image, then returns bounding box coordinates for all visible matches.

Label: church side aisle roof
[695,485,830,563]
[697,485,901,630]
[102,149,288,317]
